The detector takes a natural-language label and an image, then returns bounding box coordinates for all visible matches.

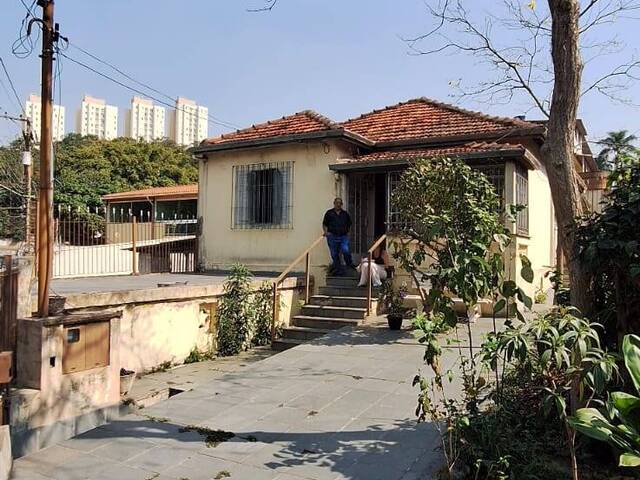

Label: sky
[0,0,639,148]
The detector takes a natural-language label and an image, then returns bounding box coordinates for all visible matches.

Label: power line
[66,42,239,130]
[0,57,25,115]
[59,51,238,131]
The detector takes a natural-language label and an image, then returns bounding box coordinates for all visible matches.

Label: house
[102,184,198,241]
[192,98,601,297]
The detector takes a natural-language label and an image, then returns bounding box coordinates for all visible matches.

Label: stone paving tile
[9,320,494,480]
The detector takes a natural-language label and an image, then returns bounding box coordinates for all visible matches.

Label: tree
[403,0,640,317]
[0,134,197,236]
[596,130,637,170]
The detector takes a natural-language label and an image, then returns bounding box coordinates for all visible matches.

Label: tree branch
[247,0,278,12]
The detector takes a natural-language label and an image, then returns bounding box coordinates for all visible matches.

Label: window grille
[232,161,293,229]
[472,163,505,204]
[515,164,529,235]
[386,171,407,231]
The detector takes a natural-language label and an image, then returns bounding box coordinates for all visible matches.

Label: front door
[347,173,389,257]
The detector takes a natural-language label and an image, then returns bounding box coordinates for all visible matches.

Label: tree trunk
[542,0,593,317]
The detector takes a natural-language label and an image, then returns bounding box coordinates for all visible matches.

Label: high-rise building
[169,97,208,146]
[76,95,118,140]
[125,96,165,142]
[24,94,65,142]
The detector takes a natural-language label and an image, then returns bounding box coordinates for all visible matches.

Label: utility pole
[36,0,55,317]
[21,120,33,247]
[0,115,34,251]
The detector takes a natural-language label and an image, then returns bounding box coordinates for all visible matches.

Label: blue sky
[1,0,638,148]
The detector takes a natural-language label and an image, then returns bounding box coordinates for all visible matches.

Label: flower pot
[387,314,403,330]
[120,369,136,397]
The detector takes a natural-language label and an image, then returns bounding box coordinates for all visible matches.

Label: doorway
[347,173,388,257]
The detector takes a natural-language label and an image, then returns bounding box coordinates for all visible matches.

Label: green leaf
[520,255,534,283]
[570,408,615,442]
[611,392,640,420]
[623,335,640,394]
[493,298,506,313]
[619,453,640,467]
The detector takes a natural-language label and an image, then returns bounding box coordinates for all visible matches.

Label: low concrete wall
[0,426,10,480]
[57,277,301,373]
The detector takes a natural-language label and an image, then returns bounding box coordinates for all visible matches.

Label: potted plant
[379,280,408,330]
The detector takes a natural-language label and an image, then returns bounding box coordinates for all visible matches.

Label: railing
[366,233,388,316]
[271,234,325,341]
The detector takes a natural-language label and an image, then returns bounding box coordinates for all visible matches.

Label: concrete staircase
[272,273,379,351]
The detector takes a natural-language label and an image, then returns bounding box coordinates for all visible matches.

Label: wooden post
[271,282,279,341]
[366,251,373,316]
[131,216,138,276]
[36,0,55,317]
[305,252,311,303]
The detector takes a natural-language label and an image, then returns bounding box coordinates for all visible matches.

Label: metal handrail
[271,234,326,341]
[366,233,388,316]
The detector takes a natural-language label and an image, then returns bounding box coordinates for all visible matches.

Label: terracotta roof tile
[347,142,524,164]
[340,98,537,143]
[102,184,198,201]
[203,110,339,145]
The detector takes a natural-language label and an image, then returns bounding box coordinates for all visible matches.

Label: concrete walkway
[10,319,496,480]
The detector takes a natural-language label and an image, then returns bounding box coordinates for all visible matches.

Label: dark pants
[327,234,353,275]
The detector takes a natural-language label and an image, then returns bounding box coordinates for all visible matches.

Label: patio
[8,318,495,480]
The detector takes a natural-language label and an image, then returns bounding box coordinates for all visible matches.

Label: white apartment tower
[125,96,165,141]
[169,97,208,146]
[76,95,118,140]
[24,94,65,142]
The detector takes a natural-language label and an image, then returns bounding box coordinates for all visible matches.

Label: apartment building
[169,97,208,146]
[125,96,165,141]
[24,94,65,142]
[75,95,118,140]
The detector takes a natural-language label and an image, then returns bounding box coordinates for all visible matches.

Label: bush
[217,264,254,356]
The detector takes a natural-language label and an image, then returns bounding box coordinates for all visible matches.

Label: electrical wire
[67,42,239,130]
[0,57,25,115]
[59,51,238,131]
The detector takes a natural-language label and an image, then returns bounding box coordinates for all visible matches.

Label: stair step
[325,275,360,287]
[319,286,381,297]
[292,315,359,330]
[281,326,331,341]
[301,304,367,319]
[272,338,303,352]
[309,295,373,308]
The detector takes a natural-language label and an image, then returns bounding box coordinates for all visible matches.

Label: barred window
[232,162,293,229]
[387,171,406,230]
[472,163,505,204]
[515,164,529,235]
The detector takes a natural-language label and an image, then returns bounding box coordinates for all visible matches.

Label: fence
[52,206,198,278]
[0,256,18,425]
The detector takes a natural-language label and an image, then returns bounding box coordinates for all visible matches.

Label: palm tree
[596,130,637,170]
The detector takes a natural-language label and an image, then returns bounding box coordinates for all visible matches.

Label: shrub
[217,264,254,356]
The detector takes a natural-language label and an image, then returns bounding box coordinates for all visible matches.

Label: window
[472,163,505,206]
[386,171,406,230]
[515,164,529,235]
[232,162,293,229]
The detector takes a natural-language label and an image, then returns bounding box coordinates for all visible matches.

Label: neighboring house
[192,98,601,296]
[102,184,198,240]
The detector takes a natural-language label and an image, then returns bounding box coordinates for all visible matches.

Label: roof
[329,142,537,171]
[340,98,537,144]
[196,97,543,154]
[201,110,341,146]
[102,184,198,202]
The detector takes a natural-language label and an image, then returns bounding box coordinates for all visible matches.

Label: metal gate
[347,174,371,256]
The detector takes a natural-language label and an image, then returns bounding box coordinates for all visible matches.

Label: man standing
[322,197,354,276]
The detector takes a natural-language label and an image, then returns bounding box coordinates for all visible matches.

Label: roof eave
[190,129,373,155]
[329,148,537,172]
